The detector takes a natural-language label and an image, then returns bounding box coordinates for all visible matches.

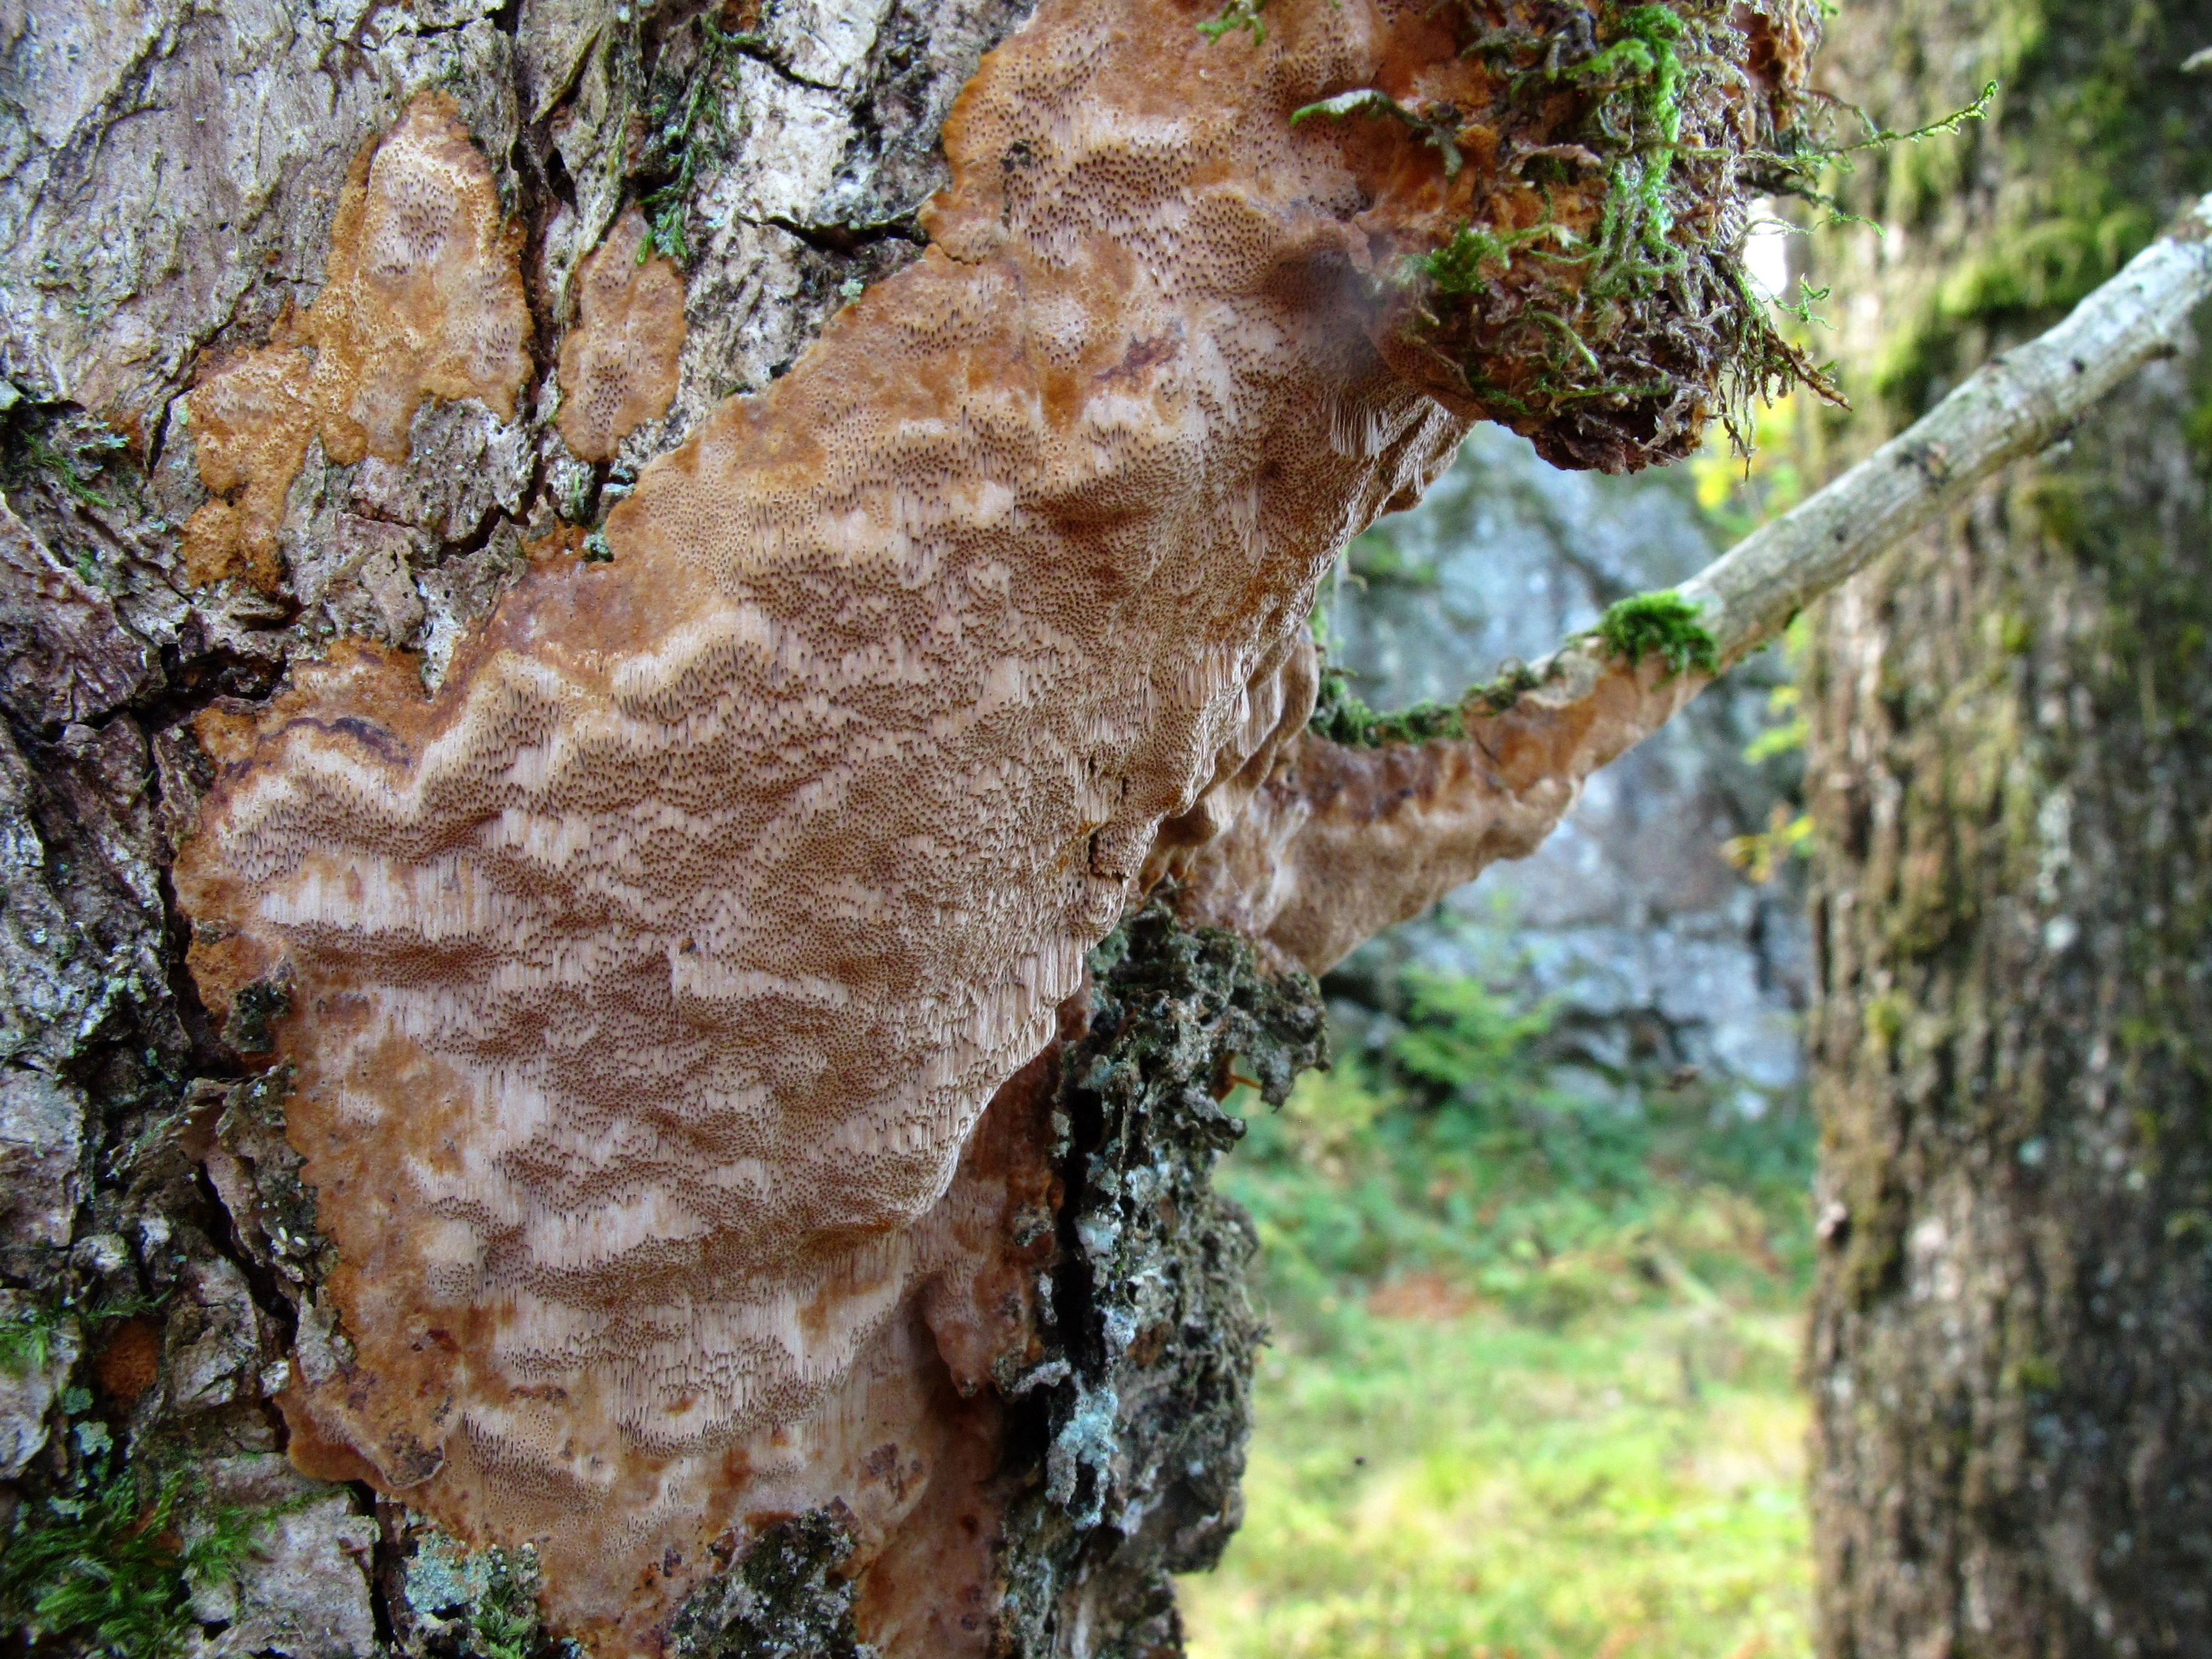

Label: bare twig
[1682,189,2212,664]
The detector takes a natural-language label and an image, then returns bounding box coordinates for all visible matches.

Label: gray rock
[184,1455,379,1659]
[0,1065,81,1252]
[1328,426,1809,1102]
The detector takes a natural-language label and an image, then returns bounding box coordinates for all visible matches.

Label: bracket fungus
[175,0,1820,1646]
[182,93,532,591]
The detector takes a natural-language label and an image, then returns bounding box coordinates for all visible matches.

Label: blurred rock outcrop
[1322,427,1809,1112]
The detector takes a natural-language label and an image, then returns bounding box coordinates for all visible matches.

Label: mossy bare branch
[1592,591,1720,674]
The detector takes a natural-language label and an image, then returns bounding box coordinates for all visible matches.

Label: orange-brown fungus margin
[557,208,688,463]
[172,0,1808,1649]
[181,93,531,591]
[1174,635,1714,971]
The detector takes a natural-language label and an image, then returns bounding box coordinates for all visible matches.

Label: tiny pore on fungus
[557,207,688,462]
[174,0,1823,1647]
[181,93,531,591]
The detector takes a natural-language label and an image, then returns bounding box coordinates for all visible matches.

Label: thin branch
[1683,189,2212,664]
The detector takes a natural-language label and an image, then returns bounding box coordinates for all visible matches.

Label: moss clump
[0,1471,275,1658]
[1840,0,2210,414]
[1308,656,1547,748]
[635,21,762,264]
[1305,0,1837,469]
[1310,663,1470,746]
[1592,591,1718,675]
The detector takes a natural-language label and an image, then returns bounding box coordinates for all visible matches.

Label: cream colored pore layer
[177,0,1472,1640]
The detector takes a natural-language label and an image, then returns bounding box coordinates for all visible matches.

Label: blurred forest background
[1183,402,1824,1659]
[1185,0,2212,1650]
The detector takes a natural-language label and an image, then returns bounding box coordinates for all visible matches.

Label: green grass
[1183,969,1815,1659]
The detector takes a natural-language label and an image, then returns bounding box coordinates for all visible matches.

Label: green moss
[404,1534,568,1659]
[1415,223,1552,297]
[637,21,761,264]
[1855,0,2210,415]
[1198,0,1268,43]
[0,1472,279,1658]
[0,1302,61,1377]
[1469,659,1546,712]
[2006,1353,2062,1394]
[1310,663,1470,746]
[1293,89,1466,176]
[1862,992,1908,1051]
[1592,591,1718,675]
[1,403,130,512]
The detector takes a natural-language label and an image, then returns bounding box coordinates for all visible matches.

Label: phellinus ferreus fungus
[557,208,688,464]
[174,0,1821,1646]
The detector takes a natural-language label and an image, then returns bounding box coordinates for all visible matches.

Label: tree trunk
[1803,1,2212,1650]
[0,0,1829,1652]
[20,0,2202,1651]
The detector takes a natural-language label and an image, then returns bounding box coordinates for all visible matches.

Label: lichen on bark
[996,902,1328,1657]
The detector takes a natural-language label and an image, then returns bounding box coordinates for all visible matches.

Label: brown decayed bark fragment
[172,0,1808,1646]
[557,209,688,463]
[181,94,531,591]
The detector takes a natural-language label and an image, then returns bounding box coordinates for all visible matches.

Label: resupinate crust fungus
[173,0,1817,1645]
[557,209,689,464]
[181,93,532,592]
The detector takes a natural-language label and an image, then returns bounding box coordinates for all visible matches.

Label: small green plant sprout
[4,405,129,510]
[0,1302,61,1376]
[1592,590,1719,675]
[1742,681,1807,763]
[1724,803,1812,882]
[1292,89,1465,176]
[1198,0,1267,44]
[1747,81,1997,229]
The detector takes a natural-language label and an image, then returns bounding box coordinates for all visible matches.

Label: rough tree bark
[0,0,1823,1653]
[1803,0,2212,1651]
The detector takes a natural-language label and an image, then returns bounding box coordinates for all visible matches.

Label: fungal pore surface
[182,93,532,590]
[557,207,688,463]
[175,0,1817,1645]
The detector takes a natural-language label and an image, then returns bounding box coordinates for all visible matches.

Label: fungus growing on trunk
[557,207,689,463]
[181,93,532,591]
[173,0,1819,1646]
